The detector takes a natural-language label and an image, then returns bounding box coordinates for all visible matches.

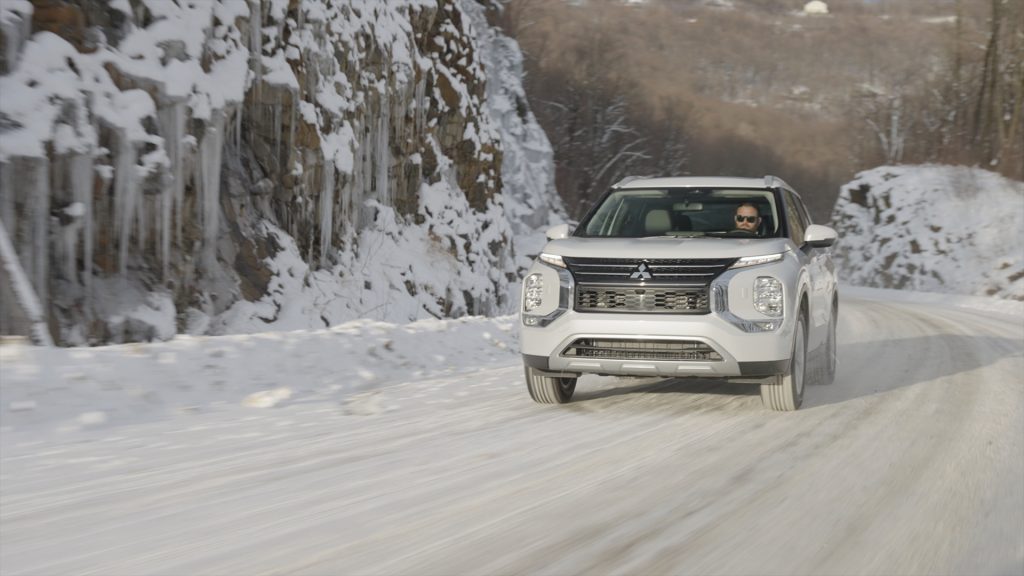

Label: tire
[761,311,807,411]
[821,301,838,386]
[525,364,577,404]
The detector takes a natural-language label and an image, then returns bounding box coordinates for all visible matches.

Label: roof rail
[611,175,643,189]
[763,175,792,190]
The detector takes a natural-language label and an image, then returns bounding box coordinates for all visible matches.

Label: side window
[793,192,814,228]
[783,190,806,245]
[799,203,813,227]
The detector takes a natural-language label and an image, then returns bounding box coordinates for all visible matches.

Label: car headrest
[644,209,671,234]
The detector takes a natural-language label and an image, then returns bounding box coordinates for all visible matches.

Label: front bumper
[519,311,795,378]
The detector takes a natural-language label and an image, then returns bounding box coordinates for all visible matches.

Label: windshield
[575,188,783,238]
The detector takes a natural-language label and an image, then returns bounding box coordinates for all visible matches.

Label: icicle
[0,8,31,74]
[289,91,297,157]
[199,110,225,272]
[414,76,427,136]
[235,104,242,152]
[70,153,94,299]
[272,102,281,169]
[157,101,185,279]
[28,158,50,308]
[157,116,171,279]
[94,162,113,297]
[55,154,75,283]
[361,119,372,221]
[0,218,53,345]
[249,0,263,101]
[375,95,390,207]
[136,176,147,262]
[0,161,13,233]
[113,129,137,278]
[320,159,334,267]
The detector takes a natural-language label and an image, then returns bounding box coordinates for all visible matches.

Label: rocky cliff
[0,0,563,344]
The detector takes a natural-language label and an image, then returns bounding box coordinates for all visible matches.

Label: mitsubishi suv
[519,176,838,411]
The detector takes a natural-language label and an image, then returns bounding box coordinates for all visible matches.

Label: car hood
[543,237,793,260]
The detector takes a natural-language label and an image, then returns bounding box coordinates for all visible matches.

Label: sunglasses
[735,215,758,223]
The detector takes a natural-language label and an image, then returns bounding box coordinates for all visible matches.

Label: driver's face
[735,206,760,232]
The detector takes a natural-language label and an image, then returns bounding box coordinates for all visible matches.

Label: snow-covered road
[1,294,1022,575]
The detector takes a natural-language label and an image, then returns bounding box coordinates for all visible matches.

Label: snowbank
[830,165,1024,300]
[0,314,519,435]
[841,284,1024,319]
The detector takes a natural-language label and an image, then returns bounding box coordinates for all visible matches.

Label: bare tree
[974,0,1024,173]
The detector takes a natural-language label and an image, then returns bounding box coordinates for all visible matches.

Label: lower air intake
[562,338,723,361]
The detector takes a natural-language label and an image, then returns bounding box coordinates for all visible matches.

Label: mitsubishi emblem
[629,262,653,280]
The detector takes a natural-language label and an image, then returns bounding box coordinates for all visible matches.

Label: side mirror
[545,223,570,240]
[804,224,837,248]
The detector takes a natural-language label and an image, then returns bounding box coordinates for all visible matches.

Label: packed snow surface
[1,290,1021,574]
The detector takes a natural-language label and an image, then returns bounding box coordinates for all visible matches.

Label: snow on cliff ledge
[830,165,1024,300]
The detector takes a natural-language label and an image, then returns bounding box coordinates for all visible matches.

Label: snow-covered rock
[0,0,563,344]
[830,165,1024,300]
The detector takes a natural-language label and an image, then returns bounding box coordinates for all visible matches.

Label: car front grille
[575,286,708,314]
[563,257,736,284]
[562,338,723,361]
[564,257,734,314]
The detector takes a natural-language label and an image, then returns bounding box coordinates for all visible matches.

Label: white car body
[519,176,839,410]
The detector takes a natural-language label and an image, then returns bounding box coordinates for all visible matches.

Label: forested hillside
[500,0,1023,220]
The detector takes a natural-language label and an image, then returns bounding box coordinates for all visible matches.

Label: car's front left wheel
[760,310,807,411]
[525,365,577,404]
[821,299,838,385]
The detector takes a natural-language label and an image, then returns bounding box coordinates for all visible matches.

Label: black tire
[525,365,577,404]
[821,300,838,386]
[760,311,807,411]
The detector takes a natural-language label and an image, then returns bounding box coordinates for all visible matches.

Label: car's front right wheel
[760,311,807,411]
[525,365,577,404]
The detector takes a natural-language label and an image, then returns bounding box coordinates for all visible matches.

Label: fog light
[754,276,783,317]
[524,273,544,312]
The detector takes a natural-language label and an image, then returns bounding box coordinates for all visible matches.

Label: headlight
[754,276,783,317]
[539,253,566,268]
[730,253,783,269]
[524,273,544,312]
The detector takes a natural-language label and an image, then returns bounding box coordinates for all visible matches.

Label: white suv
[520,176,838,411]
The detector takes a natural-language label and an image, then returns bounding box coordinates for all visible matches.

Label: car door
[799,198,835,318]
[783,189,827,344]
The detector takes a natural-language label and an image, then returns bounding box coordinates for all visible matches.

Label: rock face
[829,165,1024,300]
[0,0,563,344]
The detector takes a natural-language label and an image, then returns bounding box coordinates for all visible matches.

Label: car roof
[614,176,778,190]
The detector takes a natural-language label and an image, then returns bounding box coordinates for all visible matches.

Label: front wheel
[821,301,838,385]
[761,311,807,411]
[525,365,577,404]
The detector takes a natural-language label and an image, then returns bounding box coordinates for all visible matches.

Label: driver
[734,203,761,235]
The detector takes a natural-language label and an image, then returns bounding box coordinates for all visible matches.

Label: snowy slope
[830,165,1024,300]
